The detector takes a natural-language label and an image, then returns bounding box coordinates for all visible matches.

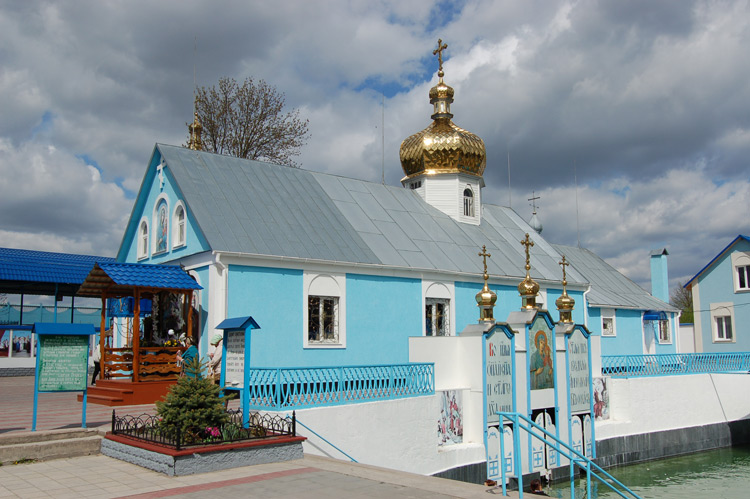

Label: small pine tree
[155,356,229,444]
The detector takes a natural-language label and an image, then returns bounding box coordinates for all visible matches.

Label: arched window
[463,187,474,217]
[153,197,169,254]
[173,203,186,248]
[138,220,149,260]
[304,273,346,348]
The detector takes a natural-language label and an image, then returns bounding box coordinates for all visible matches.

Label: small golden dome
[188,112,203,151]
[518,276,540,297]
[400,40,486,181]
[555,292,575,311]
[429,80,455,101]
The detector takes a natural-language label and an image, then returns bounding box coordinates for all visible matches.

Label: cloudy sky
[1,0,749,296]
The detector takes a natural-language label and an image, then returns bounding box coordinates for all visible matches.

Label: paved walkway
[0,376,240,433]
[0,377,515,498]
[0,454,512,498]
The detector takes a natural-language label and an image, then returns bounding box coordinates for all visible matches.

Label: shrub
[155,356,228,443]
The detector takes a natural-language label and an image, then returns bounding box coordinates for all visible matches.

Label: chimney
[650,248,669,302]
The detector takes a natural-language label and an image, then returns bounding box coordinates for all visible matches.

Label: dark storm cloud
[0,0,748,292]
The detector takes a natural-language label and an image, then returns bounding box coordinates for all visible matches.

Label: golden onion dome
[400,40,486,181]
[555,292,575,311]
[518,275,540,297]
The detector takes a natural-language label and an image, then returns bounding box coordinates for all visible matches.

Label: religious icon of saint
[530,329,553,389]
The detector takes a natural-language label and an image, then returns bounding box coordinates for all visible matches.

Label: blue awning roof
[77,262,202,297]
[216,316,260,331]
[0,247,116,296]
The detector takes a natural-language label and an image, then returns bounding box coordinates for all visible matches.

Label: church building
[115,42,676,367]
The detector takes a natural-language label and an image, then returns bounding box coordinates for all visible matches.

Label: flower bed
[102,409,305,476]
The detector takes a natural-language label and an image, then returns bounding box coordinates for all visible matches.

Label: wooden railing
[103,347,185,382]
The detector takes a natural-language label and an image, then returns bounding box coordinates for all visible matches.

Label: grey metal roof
[553,244,678,312]
[158,144,583,284]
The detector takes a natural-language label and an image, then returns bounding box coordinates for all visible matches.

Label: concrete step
[0,429,102,464]
[78,393,124,405]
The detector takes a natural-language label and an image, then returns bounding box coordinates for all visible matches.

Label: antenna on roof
[573,160,581,248]
[382,93,385,185]
[507,147,512,208]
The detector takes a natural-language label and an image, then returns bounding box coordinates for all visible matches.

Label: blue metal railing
[498,411,640,499]
[289,414,358,463]
[244,363,434,410]
[602,352,750,377]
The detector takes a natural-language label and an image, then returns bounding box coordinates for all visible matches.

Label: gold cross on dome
[520,233,534,270]
[559,255,570,284]
[479,245,491,276]
[433,39,448,75]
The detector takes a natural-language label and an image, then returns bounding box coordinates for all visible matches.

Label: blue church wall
[192,266,211,359]
[455,282,518,331]
[226,267,422,367]
[592,307,646,356]
[227,265,303,367]
[119,151,210,264]
[345,274,421,365]
[694,238,750,352]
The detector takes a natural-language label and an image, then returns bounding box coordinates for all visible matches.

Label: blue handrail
[498,411,641,499]
[244,363,435,410]
[289,414,358,463]
[602,352,750,377]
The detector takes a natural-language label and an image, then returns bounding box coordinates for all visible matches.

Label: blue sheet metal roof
[77,262,202,297]
[553,244,677,312]
[155,144,587,286]
[0,247,116,296]
[216,316,261,331]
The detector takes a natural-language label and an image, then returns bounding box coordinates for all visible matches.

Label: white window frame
[601,308,616,337]
[731,251,750,292]
[304,272,346,348]
[172,201,186,249]
[425,298,450,336]
[710,302,735,343]
[463,187,474,217]
[657,318,672,344]
[423,281,455,336]
[137,218,149,260]
[152,194,170,255]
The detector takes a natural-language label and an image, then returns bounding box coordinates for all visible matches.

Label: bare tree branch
[190,77,309,168]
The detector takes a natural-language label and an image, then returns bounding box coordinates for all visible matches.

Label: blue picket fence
[602,352,750,378]
[242,363,435,410]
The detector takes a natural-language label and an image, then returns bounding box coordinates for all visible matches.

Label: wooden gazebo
[76,262,202,405]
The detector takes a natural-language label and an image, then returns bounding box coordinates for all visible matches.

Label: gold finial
[559,255,570,284]
[518,233,540,310]
[556,255,575,323]
[188,112,203,151]
[479,245,491,277]
[521,233,534,272]
[476,245,497,323]
[433,39,448,78]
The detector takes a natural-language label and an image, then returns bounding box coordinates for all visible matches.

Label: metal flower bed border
[110,409,296,450]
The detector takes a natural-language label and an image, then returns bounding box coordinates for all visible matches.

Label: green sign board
[37,334,89,391]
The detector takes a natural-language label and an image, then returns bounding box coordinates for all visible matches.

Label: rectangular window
[601,309,615,337]
[426,298,449,336]
[715,316,733,341]
[737,265,750,290]
[658,319,671,343]
[308,296,338,343]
